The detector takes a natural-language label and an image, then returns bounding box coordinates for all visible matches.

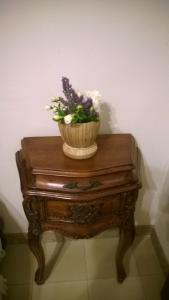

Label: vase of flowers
[46,77,101,159]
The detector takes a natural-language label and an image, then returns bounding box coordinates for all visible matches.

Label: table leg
[116,191,137,283]
[116,222,135,282]
[23,198,45,285]
[28,227,45,284]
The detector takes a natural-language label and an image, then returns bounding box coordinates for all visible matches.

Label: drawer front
[36,171,135,193]
[44,193,122,224]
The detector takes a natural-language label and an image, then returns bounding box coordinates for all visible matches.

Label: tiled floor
[0,233,165,300]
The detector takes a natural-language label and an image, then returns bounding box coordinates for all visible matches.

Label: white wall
[0,0,169,247]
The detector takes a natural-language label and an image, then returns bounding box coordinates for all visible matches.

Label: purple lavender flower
[82,98,92,109]
[47,77,100,124]
[58,97,68,106]
[62,77,81,103]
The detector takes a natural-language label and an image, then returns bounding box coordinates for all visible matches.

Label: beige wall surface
[0,0,169,257]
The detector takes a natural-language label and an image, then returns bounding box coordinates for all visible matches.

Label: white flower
[76,90,82,97]
[64,114,73,124]
[45,105,51,110]
[85,90,101,112]
[51,96,60,101]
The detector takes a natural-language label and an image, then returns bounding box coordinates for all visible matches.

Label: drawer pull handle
[63,180,103,191]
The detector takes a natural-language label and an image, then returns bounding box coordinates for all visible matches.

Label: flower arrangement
[46,77,101,125]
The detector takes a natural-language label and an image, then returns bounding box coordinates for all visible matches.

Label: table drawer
[44,193,123,224]
[35,170,135,193]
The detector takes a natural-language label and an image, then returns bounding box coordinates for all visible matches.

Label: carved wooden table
[16,134,141,285]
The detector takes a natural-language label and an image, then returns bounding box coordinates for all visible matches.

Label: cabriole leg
[23,197,45,284]
[116,222,135,282]
[28,226,45,284]
[116,191,137,283]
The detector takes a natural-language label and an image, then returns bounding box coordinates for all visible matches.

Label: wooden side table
[16,134,141,285]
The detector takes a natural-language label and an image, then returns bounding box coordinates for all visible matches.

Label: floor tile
[88,278,115,300]
[32,281,88,300]
[41,231,64,244]
[85,237,139,279]
[94,228,119,239]
[40,239,87,282]
[1,244,34,284]
[115,277,146,300]
[1,235,166,300]
[133,236,163,275]
[141,275,165,300]
[4,284,33,300]
[88,277,146,300]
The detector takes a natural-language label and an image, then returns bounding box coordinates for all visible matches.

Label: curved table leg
[116,222,135,282]
[28,227,45,285]
[23,198,45,285]
[116,190,137,283]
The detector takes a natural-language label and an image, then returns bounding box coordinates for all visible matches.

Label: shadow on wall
[135,153,156,225]
[156,168,169,243]
[0,195,32,298]
[0,194,25,234]
[0,194,24,238]
[99,102,117,133]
